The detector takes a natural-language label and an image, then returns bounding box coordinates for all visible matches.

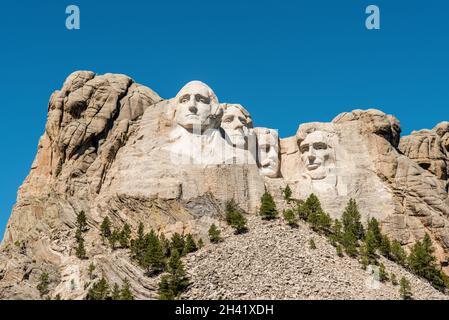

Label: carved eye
[223,117,233,123]
[239,117,247,125]
[196,94,209,104]
[300,144,309,153]
[313,142,327,150]
[180,95,190,103]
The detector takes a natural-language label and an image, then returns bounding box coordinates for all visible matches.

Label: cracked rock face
[1,72,449,299]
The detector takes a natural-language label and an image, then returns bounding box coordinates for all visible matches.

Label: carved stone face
[255,128,280,178]
[299,131,332,180]
[174,81,220,132]
[221,104,252,149]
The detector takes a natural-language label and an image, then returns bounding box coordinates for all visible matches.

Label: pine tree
[225,200,248,234]
[100,216,112,240]
[309,239,316,250]
[131,222,146,263]
[341,199,364,240]
[259,191,278,220]
[167,251,190,297]
[120,279,134,300]
[158,275,174,300]
[408,234,446,290]
[336,245,343,257]
[363,229,378,265]
[399,277,412,300]
[170,233,186,256]
[119,223,131,248]
[88,262,96,280]
[379,263,388,282]
[197,238,204,249]
[37,272,50,297]
[391,273,398,286]
[208,224,222,244]
[366,217,382,247]
[302,194,331,234]
[379,234,391,258]
[111,283,121,300]
[144,230,166,275]
[283,209,298,227]
[75,237,87,259]
[109,229,120,250]
[184,234,198,254]
[76,211,88,232]
[329,219,343,247]
[390,240,407,266]
[282,185,292,202]
[341,199,364,257]
[87,277,110,300]
[160,233,171,258]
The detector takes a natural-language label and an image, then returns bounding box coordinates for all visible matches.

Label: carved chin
[228,135,246,148]
[260,166,278,178]
[307,167,327,180]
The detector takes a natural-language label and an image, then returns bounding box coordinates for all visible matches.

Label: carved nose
[308,154,316,163]
[188,105,198,114]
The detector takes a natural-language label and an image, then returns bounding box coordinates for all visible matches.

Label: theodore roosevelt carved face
[255,128,280,178]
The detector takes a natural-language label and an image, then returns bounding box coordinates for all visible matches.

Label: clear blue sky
[1,0,448,239]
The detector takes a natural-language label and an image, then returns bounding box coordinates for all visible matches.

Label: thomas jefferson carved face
[299,131,332,180]
[221,104,253,149]
[174,81,221,132]
[255,128,280,178]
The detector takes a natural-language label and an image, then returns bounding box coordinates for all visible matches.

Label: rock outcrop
[1,71,449,299]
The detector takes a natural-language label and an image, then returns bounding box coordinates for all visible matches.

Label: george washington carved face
[174,81,222,133]
[299,130,333,180]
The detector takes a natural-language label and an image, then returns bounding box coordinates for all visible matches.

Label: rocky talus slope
[184,215,447,300]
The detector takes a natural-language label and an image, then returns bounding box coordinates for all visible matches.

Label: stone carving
[220,103,254,149]
[254,128,280,178]
[3,72,449,300]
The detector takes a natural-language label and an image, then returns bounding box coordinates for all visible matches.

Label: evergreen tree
[336,245,343,257]
[391,273,398,286]
[379,234,391,258]
[76,211,88,232]
[144,230,166,275]
[75,237,87,259]
[170,233,186,256]
[309,239,316,250]
[366,217,382,247]
[167,251,190,297]
[259,191,278,220]
[208,224,222,244]
[111,283,121,300]
[197,238,204,249]
[184,234,198,254]
[283,209,298,227]
[341,199,364,240]
[329,219,343,247]
[37,272,50,297]
[340,199,364,257]
[158,275,174,300]
[120,279,134,300]
[408,234,446,290]
[282,185,292,202]
[399,277,412,300]
[160,233,171,258]
[301,194,331,234]
[131,222,146,263]
[390,240,407,266]
[225,200,248,234]
[87,277,110,300]
[363,229,378,265]
[88,262,96,280]
[109,229,120,250]
[119,223,131,248]
[379,263,388,282]
[100,216,112,240]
